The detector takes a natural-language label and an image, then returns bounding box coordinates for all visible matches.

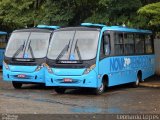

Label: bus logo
[24,53,29,58]
[70,54,75,60]
[110,56,153,72]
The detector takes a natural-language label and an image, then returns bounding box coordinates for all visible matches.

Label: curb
[140,83,160,88]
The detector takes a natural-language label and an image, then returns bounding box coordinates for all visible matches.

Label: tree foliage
[138,2,160,27]
[0,0,159,31]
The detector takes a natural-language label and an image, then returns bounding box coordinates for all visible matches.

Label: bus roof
[12,25,60,33]
[55,26,100,31]
[13,28,55,33]
[81,23,152,34]
[0,31,7,35]
[105,26,152,34]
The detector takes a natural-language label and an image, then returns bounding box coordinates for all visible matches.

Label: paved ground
[0,73,160,115]
[140,76,160,88]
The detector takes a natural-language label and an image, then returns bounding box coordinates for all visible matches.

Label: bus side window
[114,33,124,55]
[0,35,7,49]
[145,35,153,54]
[103,34,110,56]
[135,34,145,54]
[124,33,134,55]
[100,33,110,59]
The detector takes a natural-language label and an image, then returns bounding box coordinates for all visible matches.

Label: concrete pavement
[140,75,160,88]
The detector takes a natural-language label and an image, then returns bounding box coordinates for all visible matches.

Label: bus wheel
[54,87,66,94]
[133,74,141,87]
[94,81,105,95]
[12,81,22,89]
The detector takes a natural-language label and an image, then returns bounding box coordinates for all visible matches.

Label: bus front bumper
[45,70,98,88]
[3,68,45,83]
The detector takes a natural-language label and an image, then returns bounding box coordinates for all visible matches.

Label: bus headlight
[35,64,44,71]
[3,61,10,70]
[44,63,53,74]
[83,64,96,74]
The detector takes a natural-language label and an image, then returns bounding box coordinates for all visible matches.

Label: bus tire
[12,81,22,89]
[133,74,141,88]
[94,80,106,95]
[55,87,66,94]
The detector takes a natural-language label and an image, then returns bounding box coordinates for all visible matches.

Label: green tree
[138,2,160,28]
[0,0,46,30]
[85,0,142,27]
[0,0,159,31]
[38,0,75,26]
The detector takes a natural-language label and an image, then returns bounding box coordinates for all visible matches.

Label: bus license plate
[63,78,72,83]
[17,74,26,78]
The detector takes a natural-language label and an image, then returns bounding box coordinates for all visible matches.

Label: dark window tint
[0,35,7,49]
[115,33,124,55]
[145,35,153,54]
[135,34,144,54]
[103,34,110,56]
[124,34,134,54]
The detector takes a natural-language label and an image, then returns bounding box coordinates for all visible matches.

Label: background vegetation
[0,0,159,32]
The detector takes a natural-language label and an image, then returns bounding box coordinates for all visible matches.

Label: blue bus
[45,23,155,94]
[0,31,8,66]
[3,25,59,89]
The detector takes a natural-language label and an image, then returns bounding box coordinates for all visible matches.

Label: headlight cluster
[35,63,45,71]
[83,64,96,74]
[44,63,53,74]
[3,61,9,70]
[4,60,95,75]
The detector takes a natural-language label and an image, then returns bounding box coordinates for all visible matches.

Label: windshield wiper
[74,39,82,60]
[56,40,71,60]
[12,41,25,58]
[27,40,35,59]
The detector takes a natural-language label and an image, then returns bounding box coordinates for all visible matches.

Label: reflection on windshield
[47,30,99,60]
[73,39,81,60]
[27,40,35,59]
[26,32,50,58]
[56,40,71,60]
[5,32,29,58]
[5,32,51,58]
[12,41,25,58]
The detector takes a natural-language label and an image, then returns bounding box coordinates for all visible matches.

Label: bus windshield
[47,30,100,60]
[5,32,50,58]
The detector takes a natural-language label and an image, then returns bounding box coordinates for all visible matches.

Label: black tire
[133,74,141,88]
[12,81,22,89]
[54,87,66,94]
[93,81,106,95]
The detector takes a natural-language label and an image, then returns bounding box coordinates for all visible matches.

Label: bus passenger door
[98,32,110,87]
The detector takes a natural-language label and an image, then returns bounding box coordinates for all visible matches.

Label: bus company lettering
[110,56,152,71]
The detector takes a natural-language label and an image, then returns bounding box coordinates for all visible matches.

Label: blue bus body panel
[0,31,7,35]
[45,55,155,88]
[3,65,45,83]
[52,68,85,76]
[98,55,155,87]
[0,31,7,66]
[45,68,98,88]
[8,65,37,72]
[37,25,60,29]
[0,49,5,66]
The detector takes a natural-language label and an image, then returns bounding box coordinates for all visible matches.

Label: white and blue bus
[45,23,155,94]
[0,31,8,66]
[3,25,59,89]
